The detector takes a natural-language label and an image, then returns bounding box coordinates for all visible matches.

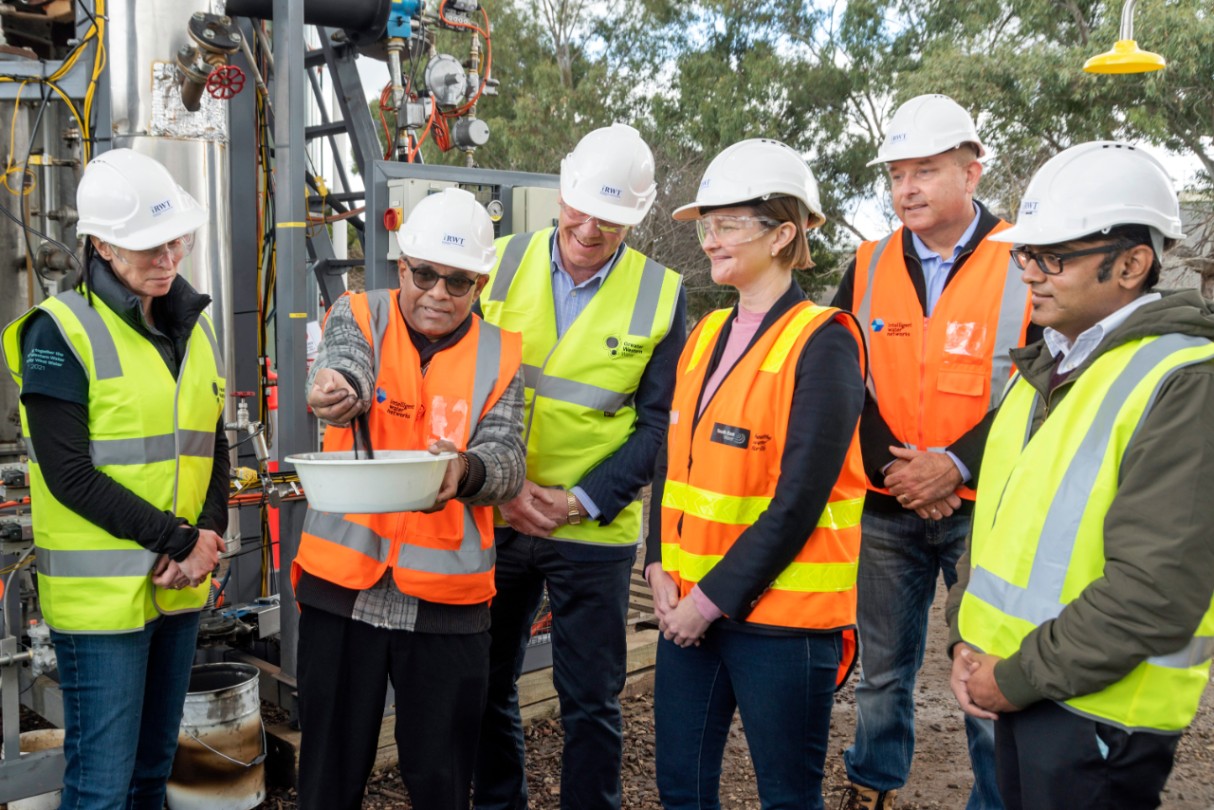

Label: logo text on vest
[710,423,751,449]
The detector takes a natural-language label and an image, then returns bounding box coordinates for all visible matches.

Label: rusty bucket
[167,663,266,810]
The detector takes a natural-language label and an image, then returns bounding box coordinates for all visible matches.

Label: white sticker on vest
[429,395,469,445]
[944,321,988,358]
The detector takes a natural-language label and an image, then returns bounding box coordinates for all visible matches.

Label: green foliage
[364,0,1212,316]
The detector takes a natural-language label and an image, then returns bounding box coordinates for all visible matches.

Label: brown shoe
[839,783,898,810]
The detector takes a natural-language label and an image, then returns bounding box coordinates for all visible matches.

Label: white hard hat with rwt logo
[76,149,208,250]
[560,123,657,227]
[989,141,1184,252]
[868,94,987,167]
[671,138,825,229]
[396,188,497,274]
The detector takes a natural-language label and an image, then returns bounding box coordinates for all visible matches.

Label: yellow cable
[3,80,34,196]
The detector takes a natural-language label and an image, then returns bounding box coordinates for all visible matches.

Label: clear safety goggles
[695,214,778,247]
[110,233,196,268]
[559,202,628,235]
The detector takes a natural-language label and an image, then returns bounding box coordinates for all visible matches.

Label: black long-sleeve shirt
[645,282,865,626]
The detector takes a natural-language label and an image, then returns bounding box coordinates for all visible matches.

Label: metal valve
[226,393,281,507]
[176,13,244,111]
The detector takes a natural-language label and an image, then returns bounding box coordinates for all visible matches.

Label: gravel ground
[262,585,1214,809]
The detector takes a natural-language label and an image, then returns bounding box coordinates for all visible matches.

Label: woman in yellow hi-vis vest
[2,150,228,809]
[644,140,867,810]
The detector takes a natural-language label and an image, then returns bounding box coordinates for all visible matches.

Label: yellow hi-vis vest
[480,228,681,546]
[959,333,1214,732]
[2,290,225,633]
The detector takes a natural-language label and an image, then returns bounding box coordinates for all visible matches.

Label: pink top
[648,305,769,624]
[698,305,766,416]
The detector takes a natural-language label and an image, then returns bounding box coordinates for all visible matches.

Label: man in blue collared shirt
[832,95,1039,810]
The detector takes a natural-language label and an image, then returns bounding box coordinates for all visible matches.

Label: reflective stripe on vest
[37,546,158,577]
[853,233,893,401]
[482,229,682,546]
[661,302,866,632]
[663,479,863,529]
[2,290,223,632]
[961,332,1214,731]
[303,507,495,575]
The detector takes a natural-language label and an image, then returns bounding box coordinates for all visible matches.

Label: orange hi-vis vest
[852,222,1031,499]
[294,290,522,605]
[661,302,866,674]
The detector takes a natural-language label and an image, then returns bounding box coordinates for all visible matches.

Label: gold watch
[565,490,582,525]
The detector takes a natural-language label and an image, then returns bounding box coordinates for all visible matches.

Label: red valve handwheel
[206,64,247,100]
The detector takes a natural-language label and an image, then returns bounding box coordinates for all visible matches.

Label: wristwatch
[565,490,582,525]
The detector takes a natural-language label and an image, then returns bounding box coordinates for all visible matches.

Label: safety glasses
[559,202,628,235]
[110,233,196,268]
[406,261,478,297]
[695,214,778,247]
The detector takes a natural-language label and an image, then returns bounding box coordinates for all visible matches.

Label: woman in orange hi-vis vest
[294,189,525,810]
[644,140,867,810]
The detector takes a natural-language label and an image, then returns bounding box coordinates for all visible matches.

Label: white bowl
[286,450,457,513]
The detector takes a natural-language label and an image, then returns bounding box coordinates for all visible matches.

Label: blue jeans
[474,532,635,810]
[844,509,1001,810]
[51,612,200,810]
[655,629,841,810]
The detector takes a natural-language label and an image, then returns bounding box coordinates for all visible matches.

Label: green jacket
[947,289,1214,711]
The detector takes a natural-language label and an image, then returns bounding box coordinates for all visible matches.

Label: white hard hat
[989,141,1184,250]
[672,138,826,228]
[867,94,987,167]
[396,188,497,274]
[560,123,657,226]
[76,148,207,250]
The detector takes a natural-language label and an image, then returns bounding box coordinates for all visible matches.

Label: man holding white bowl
[293,188,527,810]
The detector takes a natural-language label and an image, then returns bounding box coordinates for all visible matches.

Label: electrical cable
[19,82,53,287]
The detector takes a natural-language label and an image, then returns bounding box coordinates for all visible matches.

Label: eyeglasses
[110,234,196,267]
[1009,242,1128,276]
[559,203,627,235]
[405,261,479,297]
[695,215,778,247]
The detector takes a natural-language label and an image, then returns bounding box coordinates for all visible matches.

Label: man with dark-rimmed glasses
[947,140,1214,810]
[474,123,686,810]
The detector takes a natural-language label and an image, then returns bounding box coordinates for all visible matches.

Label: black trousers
[297,607,490,810]
[474,533,635,810]
[995,700,1180,810]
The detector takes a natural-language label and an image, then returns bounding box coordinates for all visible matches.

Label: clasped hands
[646,566,711,648]
[884,446,964,520]
[152,528,226,590]
[498,480,584,537]
[950,644,1018,719]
